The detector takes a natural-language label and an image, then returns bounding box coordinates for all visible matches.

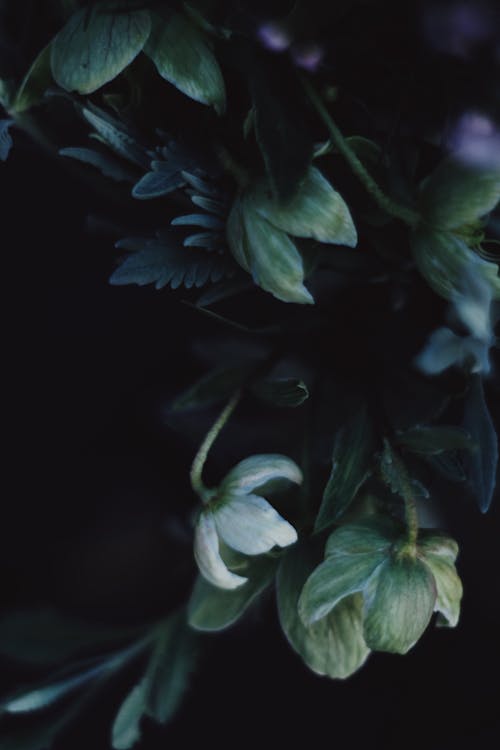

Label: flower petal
[219,454,303,497]
[194,511,247,590]
[414,327,464,374]
[214,494,297,555]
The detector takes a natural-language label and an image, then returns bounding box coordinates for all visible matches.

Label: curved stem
[301,76,420,228]
[190,391,241,501]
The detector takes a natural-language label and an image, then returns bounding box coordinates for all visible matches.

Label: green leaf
[298,551,385,625]
[111,233,235,290]
[418,534,462,628]
[51,4,151,94]
[188,556,277,631]
[0,609,144,665]
[462,375,498,512]
[13,43,52,113]
[410,228,500,301]
[248,56,313,202]
[363,556,437,654]
[1,666,104,714]
[395,425,475,455]
[144,12,225,112]
[253,167,357,247]
[112,681,147,750]
[277,539,370,679]
[324,519,399,557]
[419,157,500,230]
[171,365,252,411]
[0,119,14,161]
[132,165,187,199]
[226,193,314,304]
[251,377,309,408]
[59,147,136,182]
[315,406,375,531]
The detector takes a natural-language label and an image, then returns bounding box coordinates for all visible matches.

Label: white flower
[194,454,301,589]
[416,269,496,375]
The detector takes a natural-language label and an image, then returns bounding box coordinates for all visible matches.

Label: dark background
[2,1,500,747]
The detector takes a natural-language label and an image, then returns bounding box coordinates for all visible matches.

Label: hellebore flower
[298,519,462,655]
[415,269,496,375]
[226,166,357,304]
[194,454,301,589]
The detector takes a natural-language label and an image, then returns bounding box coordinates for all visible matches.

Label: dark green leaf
[110,233,235,290]
[426,452,466,482]
[59,147,136,182]
[144,12,225,112]
[171,365,252,411]
[51,4,151,94]
[111,681,147,750]
[248,56,313,202]
[315,406,375,531]
[0,610,143,665]
[462,375,498,512]
[251,377,309,408]
[395,425,475,455]
[82,105,150,168]
[188,556,277,631]
[132,168,187,199]
[0,119,14,161]
[277,539,370,679]
[13,43,52,113]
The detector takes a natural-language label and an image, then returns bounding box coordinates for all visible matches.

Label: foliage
[1,0,499,746]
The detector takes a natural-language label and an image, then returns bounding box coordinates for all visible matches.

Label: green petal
[51,5,151,94]
[324,519,398,558]
[410,228,500,301]
[253,167,357,247]
[363,556,437,654]
[298,552,385,625]
[277,540,370,679]
[144,12,225,112]
[419,157,500,230]
[214,494,297,555]
[219,454,302,497]
[421,553,462,627]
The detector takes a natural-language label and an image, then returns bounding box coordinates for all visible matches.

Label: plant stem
[190,391,241,501]
[301,76,420,228]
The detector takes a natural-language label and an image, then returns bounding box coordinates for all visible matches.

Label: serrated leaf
[171,365,252,411]
[144,12,225,112]
[0,609,144,665]
[251,377,309,408]
[59,147,135,182]
[188,556,277,631]
[253,167,357,247]
[110,234,234,290]
[363,556,436,654]
[419,157,500,230]
[410,228,500,301]
[462,375,498,512]
[132,168,186,198]
[395,425,475,455]
[277,539,370,679]
[315,406,374,531]
[51,4,151,94]
[249,56,313,202]
[0,119,14,161]
[13,43,52,113]
[83,105,150,168]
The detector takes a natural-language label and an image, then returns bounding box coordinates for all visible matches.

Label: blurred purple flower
[257,21,292,52]
[446,112,500,168]
[422,1,498,58]
[291,43,324,72]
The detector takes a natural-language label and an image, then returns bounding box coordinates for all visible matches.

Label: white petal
[414,327,463,374]
[214,494,298,555]
[194,511,248,590]
[453,273,493,341]
[219,454,303,497]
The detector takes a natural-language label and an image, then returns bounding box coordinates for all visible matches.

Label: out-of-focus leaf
[0,119,14,161]
[315,406,374,531]
[59,147,136,182]
[395,425,475,455]
[251,377,309,408]
[51,4,151,94]
[462,375,498,512]
[13,44,52,113]
[171,365,253,411]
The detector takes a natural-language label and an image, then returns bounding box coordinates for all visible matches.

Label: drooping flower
[194,454,302,589]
